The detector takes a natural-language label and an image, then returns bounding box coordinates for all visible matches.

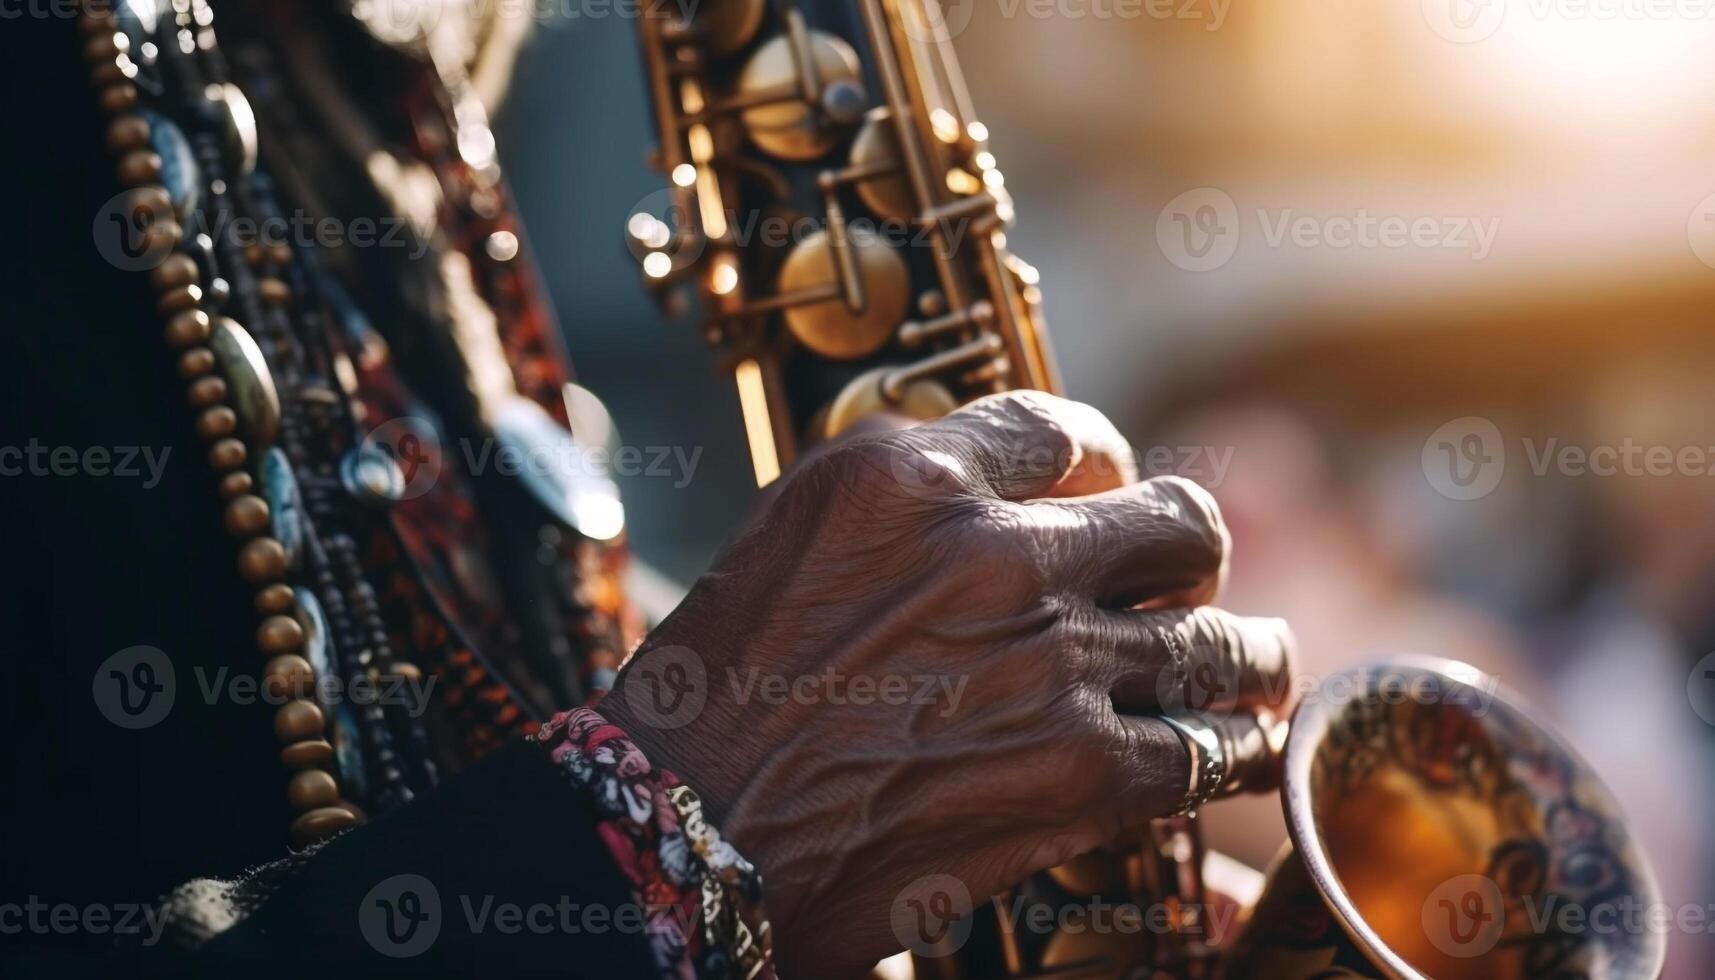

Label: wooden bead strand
[77,0,355,848]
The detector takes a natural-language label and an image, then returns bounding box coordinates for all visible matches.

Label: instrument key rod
[880,334,1004,401]
[783,7,823,110]
[637,16,691,175]
[856,0,972,310]
[822,193,869,317]
[920,192,1003,235]
[664,57,704,79]
[656,16,695,43]
[679,83,801,127]
[973,236,1039,391]
[898,300,993,348]
[725,282,842,319]
[821,159,903,189]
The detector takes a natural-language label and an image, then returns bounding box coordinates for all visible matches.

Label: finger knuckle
[1186,607,1241,659]
[1004,394,1078,468]
[947,500,1057,595]
[1068,708,1126,775]
[819,437,941,496]
[836,437,901,477]
[1148,475,1230,562]
[1082,732,1132,820]
[1078,716,1170,826]
[964,391,1079,471]
[1265,617,1300,706]
[1052,603,1113,682]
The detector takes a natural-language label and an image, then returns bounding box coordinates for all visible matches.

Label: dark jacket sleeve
[19,743,658,980]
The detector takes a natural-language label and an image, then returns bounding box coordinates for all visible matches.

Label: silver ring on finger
[1159,714,1228,814]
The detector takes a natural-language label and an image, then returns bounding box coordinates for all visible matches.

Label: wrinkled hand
[599,391,1295,977]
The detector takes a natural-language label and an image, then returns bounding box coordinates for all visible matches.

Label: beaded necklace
[78,0,640,846]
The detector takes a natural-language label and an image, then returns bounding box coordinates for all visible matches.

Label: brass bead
[150,253,199,291]
[207,437,247,471]
[157,284,202,315]
[280,739,334,770]
[177,347,215,379]
[243,243,265,267]
[141,221,182,258]
[98,84,138,114]
[90,61,132,87]
[257,278,291,306]
[127,185,171,219]
[274,698,326,742]
[83,32,122,63]
[386,661,424,684]
[164,309,211,349]
[106,114,150,153]
[117,150,162,187]
[257,614,305,654]
[239,537,288,584]
[223,494,269,536]
[187,375,227,408]
[195,406,238,441]
[79,12,116,35]
[290,806,358,847]
[219,470,255,500]
[254,582,295,614]
[287,769,340,811]
[263,654,315,700]
[268,242,293,265]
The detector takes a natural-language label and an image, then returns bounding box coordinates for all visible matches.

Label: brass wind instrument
[623,4,1667,980]
[626,2,1214,976]
[626,0,1056,486]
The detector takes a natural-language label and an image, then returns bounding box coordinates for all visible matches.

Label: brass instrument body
[629,1,1215,976]
[1225,659,1665,980]
[630,0,1057,487]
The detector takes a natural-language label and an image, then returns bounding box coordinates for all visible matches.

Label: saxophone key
[778,229,909,360]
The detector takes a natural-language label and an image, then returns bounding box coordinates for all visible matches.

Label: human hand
[599,391,1295,977]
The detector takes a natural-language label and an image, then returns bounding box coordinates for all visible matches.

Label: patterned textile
[533,709,775,980]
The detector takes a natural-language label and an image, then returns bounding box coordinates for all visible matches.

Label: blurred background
[490,4,1715,975]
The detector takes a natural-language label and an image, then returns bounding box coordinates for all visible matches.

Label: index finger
[893,390,1137,501]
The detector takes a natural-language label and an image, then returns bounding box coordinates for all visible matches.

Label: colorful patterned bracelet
[531,708,774,980]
